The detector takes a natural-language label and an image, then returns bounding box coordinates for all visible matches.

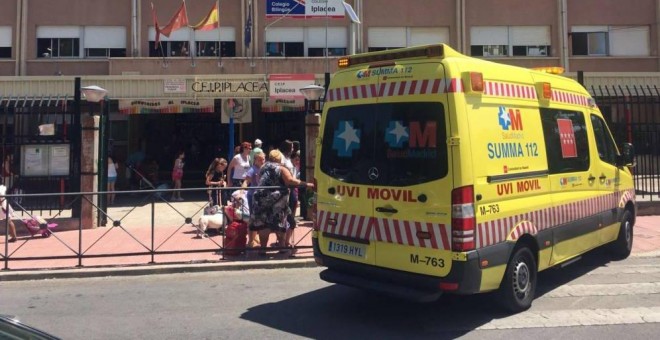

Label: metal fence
[591,85,660,201]
[0,95,80,212]
[1,186,313,271]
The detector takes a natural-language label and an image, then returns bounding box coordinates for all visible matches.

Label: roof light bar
[338,45,444,68]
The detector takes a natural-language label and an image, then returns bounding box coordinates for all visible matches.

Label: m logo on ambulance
[385,120,437,159]
[498,106,523,131]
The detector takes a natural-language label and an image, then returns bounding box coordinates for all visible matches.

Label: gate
[591,85,660,201]
[0,95,79,211]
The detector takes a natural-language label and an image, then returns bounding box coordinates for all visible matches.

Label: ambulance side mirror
[617,143,636,168]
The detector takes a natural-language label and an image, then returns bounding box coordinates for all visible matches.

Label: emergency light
[532,66,565,75]
[338,45,444,68]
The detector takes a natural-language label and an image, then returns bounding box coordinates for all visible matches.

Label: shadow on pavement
[241,248,625,338]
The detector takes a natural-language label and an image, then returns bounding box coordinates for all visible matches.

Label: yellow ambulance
[311,44,636,312]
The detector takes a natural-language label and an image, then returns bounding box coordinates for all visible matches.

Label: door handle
[588,175,596,182]
[599,174,607,182]
[376,207,398,213]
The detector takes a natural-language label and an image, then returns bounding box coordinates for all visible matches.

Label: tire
[610,210,634,260]
[496,246,537,313]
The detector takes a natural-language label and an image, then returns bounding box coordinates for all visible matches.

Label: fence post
[150,195,156,264]
[77,194,83,267]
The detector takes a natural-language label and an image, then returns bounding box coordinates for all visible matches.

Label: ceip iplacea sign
[269,74,316,99]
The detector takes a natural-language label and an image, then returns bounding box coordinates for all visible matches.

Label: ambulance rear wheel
[610,210,634,260]
[497,246,537,313]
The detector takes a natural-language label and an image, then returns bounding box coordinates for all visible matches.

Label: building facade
[1,0,660,192]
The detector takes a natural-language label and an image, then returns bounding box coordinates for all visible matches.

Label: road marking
[477,307,660,330]
[545,282,660,297]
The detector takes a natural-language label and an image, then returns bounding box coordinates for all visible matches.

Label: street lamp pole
[299,84,325,220]
[81,85,109,227]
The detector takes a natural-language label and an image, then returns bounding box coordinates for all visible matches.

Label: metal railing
[592,85,660,201]
[1,186,313,271]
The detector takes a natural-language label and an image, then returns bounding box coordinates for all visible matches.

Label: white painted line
[545,282,660,297]
[477,307,660,330]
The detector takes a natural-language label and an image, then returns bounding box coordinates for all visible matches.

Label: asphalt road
[1,250,659,339]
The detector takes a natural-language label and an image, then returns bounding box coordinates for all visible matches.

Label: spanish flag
[191,2,219,31]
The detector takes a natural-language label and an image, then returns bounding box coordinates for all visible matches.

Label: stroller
[22,215,57,238]
[127,164,169,199]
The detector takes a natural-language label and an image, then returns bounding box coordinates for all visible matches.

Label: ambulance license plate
[327,240,366,259]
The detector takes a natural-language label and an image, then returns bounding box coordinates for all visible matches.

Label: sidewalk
[0,199,315,272]
[1,198,659,280]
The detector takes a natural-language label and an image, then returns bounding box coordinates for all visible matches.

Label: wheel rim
[512,257,531,299]
[624,220,632,249]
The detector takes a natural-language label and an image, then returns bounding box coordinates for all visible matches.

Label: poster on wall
[49,145,70,176]
[221,98,253,124]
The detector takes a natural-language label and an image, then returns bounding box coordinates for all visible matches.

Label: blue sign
[266,0,306,18]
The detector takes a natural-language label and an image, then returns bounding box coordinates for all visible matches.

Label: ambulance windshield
[320,102,448,187]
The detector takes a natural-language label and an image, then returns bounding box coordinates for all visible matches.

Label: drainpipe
[132,0,138,56]
[559,0,569,71]
[657,0,660,70]
[455,0,461,52]
[14,0,20,75]
[19,0,28,75]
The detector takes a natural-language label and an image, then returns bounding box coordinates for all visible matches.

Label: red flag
[159,1,189,40]
[191,2,219,31]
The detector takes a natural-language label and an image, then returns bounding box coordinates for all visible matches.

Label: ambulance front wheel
[610,210,634,260]
[496,246,537,313]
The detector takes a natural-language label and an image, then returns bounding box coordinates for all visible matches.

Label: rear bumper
[313,238,483,301]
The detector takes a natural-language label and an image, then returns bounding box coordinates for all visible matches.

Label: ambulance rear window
[320,102,448,186]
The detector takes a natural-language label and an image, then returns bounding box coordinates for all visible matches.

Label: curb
[0,258,318,282]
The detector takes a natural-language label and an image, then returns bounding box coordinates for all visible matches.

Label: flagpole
[217,0,222,67]
[325,0,329,74]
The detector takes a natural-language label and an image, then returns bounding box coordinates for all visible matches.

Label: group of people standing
[204,138,312,254]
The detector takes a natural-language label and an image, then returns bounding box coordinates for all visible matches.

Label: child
[0,184,18,243]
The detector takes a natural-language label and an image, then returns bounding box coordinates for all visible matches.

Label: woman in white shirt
[107,156,118,204]
[227,142,252,196]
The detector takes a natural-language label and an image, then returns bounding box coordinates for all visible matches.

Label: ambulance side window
[540,109,590,174]
[590,115,618,165]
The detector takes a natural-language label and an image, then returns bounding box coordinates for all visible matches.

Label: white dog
[197,205,225,238]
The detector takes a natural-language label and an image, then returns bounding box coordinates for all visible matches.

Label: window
[591,115,618,165]
[541,109,590,174]
[83,26,127,58]
[266,27,304,57]
[368,27,450,52]
[194,27,236,57]
[37,26,127,58]
[266,42,304,57]
[37,38,80,58]
[320,102,448,186]
[308,47,346,56]
[149,41,190,57]
[148,27,236,57]
[0,26,11,58]
[195,41,236,57]
[572,26,650,56]
[307,27,347,56]
[471,26,551,57]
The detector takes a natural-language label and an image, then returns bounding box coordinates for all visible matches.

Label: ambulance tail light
[451,185,475,252]
[311,177,319,231]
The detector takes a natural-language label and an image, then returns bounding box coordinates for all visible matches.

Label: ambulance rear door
[370,60,455,277]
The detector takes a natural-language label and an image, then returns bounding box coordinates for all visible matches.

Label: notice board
[21,144,70,177]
